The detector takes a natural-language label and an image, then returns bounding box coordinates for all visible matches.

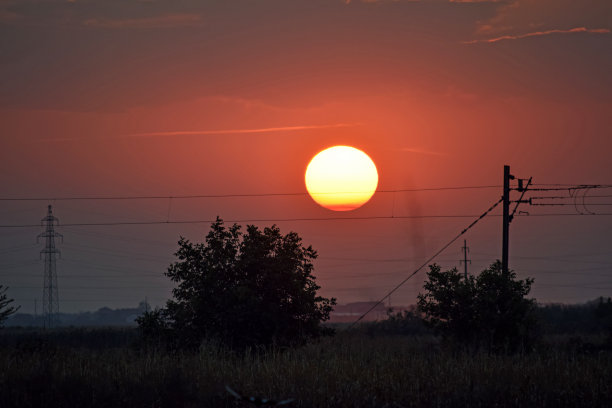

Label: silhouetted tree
[417,261,538,352]
[0,285,19,327]
[138,218,335,349]
[595,297,612,346]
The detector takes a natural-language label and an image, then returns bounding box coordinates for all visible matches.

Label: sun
[305,145,378,211]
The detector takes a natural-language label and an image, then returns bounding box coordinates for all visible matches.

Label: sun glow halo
[305,146,378,211]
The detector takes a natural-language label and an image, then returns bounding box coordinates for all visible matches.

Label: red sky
[1,0,611,313]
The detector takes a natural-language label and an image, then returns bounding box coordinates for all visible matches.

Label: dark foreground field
[1,328,611,408]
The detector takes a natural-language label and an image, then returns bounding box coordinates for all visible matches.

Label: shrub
[138,218,335,349]
[417,261,538,352]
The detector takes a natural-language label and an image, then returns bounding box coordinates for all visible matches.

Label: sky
[0,0,611,314]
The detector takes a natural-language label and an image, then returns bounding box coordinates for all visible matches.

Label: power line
[515,213,612,216]
[531,183,612,187]
[10,286,170,289]
[0,243,39,255]
[61,243,172,262]
[348,197,504,328]
[62,226,174,247]
[471,252,612,266]
[530,194,612,200]
[535,283,612,290]
[526,185,612,192]
[16,298,166,303]
[0,214,491,229]
[530,203,612,206]
[2,212,612,229]
[0,273,165,278]
[3,184,610,203]
[0,185,501,202]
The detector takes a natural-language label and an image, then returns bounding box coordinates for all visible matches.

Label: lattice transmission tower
[38,205,62,328]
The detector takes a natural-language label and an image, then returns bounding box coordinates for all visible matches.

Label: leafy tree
[417,261,538,352]
[0,285,20,327]
[138,218,335,349]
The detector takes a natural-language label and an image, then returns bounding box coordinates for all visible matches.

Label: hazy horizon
[1,0,611,314]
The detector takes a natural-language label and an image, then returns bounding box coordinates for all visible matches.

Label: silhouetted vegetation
[137,218,335,350]
[0,327,139,350]
[5,231,611,407]
[596,297,612,345]
[360,309,431,336]
[0,285,19,327]
[1,328,611,408]
[536,297,612,336]
[417,261,538,352]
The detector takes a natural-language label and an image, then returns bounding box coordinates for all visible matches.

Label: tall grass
[1,329,611,407]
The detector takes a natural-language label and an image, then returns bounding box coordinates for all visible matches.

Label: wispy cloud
[464,27,610,44]
[399,147,447,156]
[82,13,203,29]
[44,123,361,142]
[127,123,360,137]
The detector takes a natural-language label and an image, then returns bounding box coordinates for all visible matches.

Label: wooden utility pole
[502,165,513,274]
[460,239,470,279]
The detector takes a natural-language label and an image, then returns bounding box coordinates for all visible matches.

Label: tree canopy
[0,285,19,327]
[417,261,538,352]
[138,218,335,349]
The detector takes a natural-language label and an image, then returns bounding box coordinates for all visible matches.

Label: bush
[417,261,538,352]
[138,218,335,350]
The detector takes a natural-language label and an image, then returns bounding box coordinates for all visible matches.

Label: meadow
[1,327,611,408]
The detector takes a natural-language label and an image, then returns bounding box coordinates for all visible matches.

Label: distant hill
[5,301,149,327]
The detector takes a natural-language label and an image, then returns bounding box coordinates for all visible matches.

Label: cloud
[399,147,447,156]
[127,123,360,137]
[82,13,203,29]
[464,26,610,44]
[43,123,362,142]
[0,1,205,28]
[474,0,612,35]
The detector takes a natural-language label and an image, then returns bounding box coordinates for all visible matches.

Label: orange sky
[1,0,611,313]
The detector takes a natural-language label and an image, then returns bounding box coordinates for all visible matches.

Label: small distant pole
[460,239,471,279]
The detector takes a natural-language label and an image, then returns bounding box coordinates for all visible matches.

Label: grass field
[1,328,611,407]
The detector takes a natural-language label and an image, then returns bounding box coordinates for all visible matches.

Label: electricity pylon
[38,205,62,328]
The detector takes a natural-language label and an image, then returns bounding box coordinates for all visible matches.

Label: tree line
[2,218,611,352]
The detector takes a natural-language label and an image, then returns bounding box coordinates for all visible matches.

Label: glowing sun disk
[305,146,378,211]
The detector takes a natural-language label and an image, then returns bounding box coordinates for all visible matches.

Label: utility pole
[38,205,62,329]
[502,165,513,274]
[460,239,470,279]
[501,166,532,275]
